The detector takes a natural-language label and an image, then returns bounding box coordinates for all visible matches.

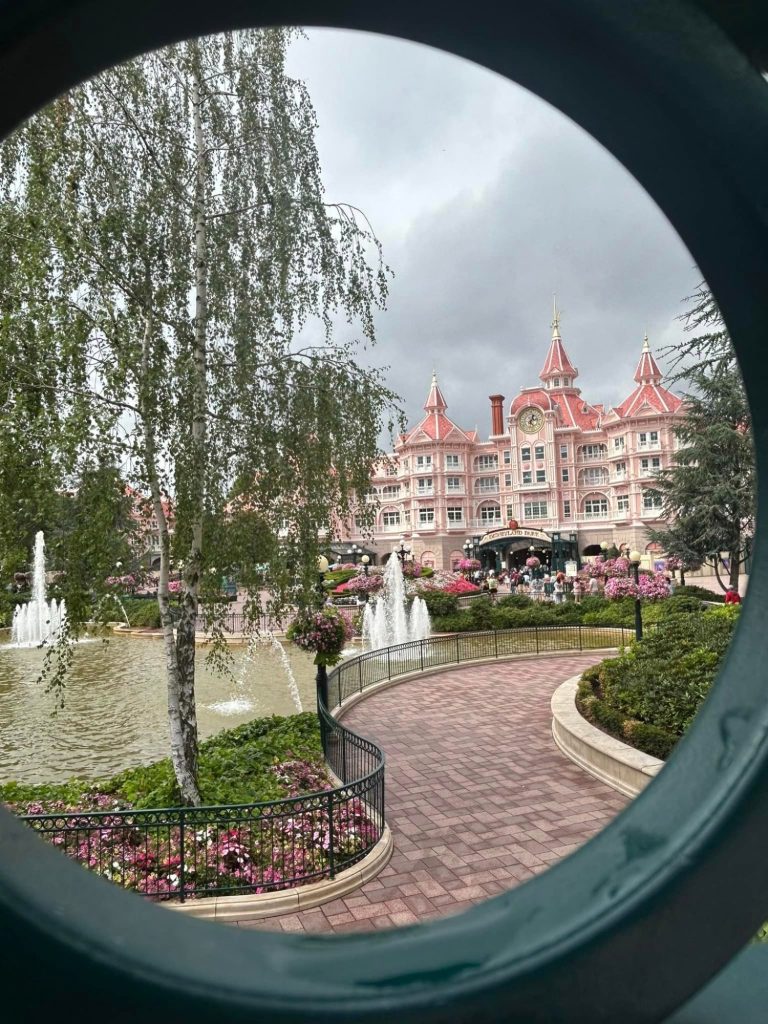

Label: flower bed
[4,715,380,902]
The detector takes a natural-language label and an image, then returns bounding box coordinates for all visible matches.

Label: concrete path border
[551,674,664,797]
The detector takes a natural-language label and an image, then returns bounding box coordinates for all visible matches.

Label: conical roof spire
[633,333,662,384]
[423,369,448,412]
[551,294,561,340]
[540,303,577,383]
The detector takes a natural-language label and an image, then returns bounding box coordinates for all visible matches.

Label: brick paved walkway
[240,654,627,935]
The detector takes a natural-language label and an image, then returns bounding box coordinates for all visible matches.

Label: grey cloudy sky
[286,28,699,440]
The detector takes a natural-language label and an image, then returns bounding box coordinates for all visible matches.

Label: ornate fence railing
[18,624,626,904]
[325,625,634,711]
[20,683,385,904]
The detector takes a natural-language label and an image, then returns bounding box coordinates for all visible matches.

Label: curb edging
[551,675,664,798]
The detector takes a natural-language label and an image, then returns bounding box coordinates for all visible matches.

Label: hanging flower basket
[287,607,352,667]
[525,556,541,569]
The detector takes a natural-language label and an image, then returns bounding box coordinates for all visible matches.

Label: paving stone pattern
[239,654,627,935]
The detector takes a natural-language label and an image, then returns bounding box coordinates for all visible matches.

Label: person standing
[589,576,600,598]
[488,572,499,602]
[553,577,564,605]
[724,586,742,605]
[573,578,583,604]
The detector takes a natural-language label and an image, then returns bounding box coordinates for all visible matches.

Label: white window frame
[523,501,548,520]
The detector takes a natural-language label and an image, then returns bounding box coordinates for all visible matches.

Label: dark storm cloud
[287,29,698,439]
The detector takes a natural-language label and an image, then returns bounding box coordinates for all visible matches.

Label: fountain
[362,552,431,651]
[9,532,66,649]
[207,629,303,716]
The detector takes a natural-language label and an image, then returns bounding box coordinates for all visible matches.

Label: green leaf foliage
[0,712,323,809]
[578,608,738,745]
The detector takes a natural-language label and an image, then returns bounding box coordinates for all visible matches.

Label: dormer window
[562,378,569,387]
[553,377,561,388]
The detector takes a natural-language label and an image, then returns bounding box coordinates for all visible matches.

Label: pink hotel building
[338,315,683,572]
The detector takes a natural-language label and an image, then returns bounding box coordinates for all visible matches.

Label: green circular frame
[1,2,767,1021]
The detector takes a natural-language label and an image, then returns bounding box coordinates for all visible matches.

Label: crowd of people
[468,566,682,603]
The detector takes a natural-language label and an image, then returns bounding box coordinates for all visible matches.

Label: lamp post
[600,540,609,560]
[394,537,411,564]
[315,554,330,709]
[358,554,371,605]
[316,554,329,609]
[629,549,643,641]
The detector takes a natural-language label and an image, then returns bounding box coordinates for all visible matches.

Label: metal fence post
[326,792,336,879]
[358,657,363,693]
[387,647,392,680]
[579,624,583,651]
[178,808,186,903]
[420,640,424,672]
[456,634,460,664]
[494,629,499,658]
[535,624,539,654]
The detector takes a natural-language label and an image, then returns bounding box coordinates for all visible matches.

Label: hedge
[576,607,739,759]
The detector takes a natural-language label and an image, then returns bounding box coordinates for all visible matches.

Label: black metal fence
[325,625,634,711]
[21,676,385,903]
[19,624,624,903]
[194,611,275,634]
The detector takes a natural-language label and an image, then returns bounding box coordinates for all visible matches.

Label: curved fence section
[19,624,626,904]
[326,624,634,711]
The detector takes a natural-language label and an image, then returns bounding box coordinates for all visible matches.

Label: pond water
[0,632,323,784]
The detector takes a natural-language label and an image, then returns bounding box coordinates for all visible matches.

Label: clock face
[518,406,544,434]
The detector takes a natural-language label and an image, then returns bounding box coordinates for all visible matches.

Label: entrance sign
[565,560,578,577]
[479,526,550,546]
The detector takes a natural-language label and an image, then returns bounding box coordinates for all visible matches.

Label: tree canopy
[0,27,402,803]
[648,284,754,590]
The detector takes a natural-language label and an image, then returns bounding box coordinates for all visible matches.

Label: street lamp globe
[317,555,329,574]
[361,554,370,565]
[629,550,642,565]
[601,541,609,554]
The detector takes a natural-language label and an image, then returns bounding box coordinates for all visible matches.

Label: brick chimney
[489,394,505,436]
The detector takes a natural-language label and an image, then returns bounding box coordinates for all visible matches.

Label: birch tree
[0,29,400,805]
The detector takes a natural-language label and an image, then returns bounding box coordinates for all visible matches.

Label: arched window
[476,501,502,525]
[450,549,464,570]
[379,506,401,529]
[420,549,436,569]
[582,493,609,519]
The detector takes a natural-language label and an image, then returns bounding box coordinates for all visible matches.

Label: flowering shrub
[105,574,137,590]
[638,572,672,600]
[334,574,383,596]
[580,557,606,579]
[664,555,683,571]
[287,607,351,666]
[401,560,423,579]
[444,577,481,595]
[456,558,480,572]
[604,576,639,599]
[525,556,541,569]
[167,580,183,594]
[11,765,380,901]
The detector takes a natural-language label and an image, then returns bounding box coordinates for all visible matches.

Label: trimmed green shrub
[466,596,496,630]
[420,590,459,616]
[497,594,534,610]
[575,606,737,760]
[675,584,725,603]
[590,699,625,736]
[622,720,677,760]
